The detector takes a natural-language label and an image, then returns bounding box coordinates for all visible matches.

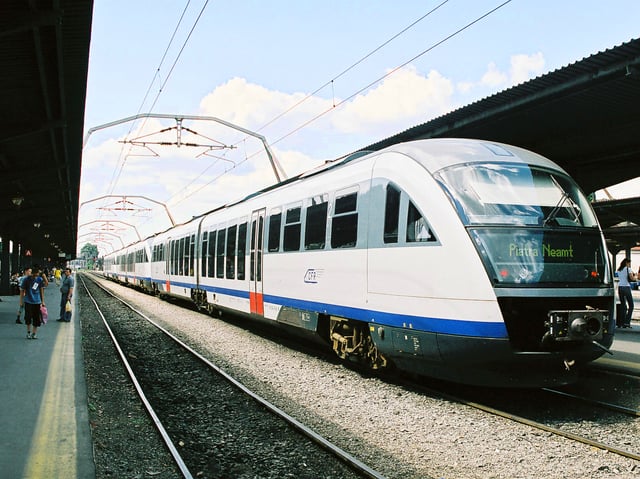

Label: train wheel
[329,317,387,370]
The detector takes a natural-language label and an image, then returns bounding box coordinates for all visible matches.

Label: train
[101,138,615,387]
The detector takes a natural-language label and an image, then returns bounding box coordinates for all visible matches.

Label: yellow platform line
[595,357,640,371]
[24,322,78,478]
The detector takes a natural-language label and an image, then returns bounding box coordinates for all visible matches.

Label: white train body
[103,139,615,386]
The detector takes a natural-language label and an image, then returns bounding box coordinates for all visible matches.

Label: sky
[80,0,640,254]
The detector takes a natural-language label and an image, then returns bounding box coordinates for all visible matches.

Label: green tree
[81,243,100,270]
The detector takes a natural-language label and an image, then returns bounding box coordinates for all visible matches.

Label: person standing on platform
[57,267,74,322]
[20,266,48,339]
[15,267,32,324]
[617,258,635,328]
[54,266,62,285]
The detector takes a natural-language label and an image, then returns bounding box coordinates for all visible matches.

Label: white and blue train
[102,138,615,387]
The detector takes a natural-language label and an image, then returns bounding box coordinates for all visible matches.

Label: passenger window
[216,230,226,278]
[406,201,436,242]
[331,190,358,248]
[283,205,301,251]
[384,184,400,243]
[170,240,175,275]
[226,225,237,279]
[178,237,185,275]
[189,234,195,275]
[305,195,328,250]
[201,231,208,277]
[237,222,247,280]
[268,209,282,252]
[207,230,216,278]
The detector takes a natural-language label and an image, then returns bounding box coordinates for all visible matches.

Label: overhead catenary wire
[253,0,451,134]
[105,0,210,198]
[269,0,513,147]
[167,0,513,208]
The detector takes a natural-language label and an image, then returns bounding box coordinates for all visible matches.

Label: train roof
[375,138,568,175]
[213,138,569,214]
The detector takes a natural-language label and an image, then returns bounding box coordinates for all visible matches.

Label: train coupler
[545,308,608,343]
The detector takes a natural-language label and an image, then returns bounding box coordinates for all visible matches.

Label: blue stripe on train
[148,278,508,339]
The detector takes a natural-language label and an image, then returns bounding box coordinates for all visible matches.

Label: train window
[178,237,186,275]
[237,222,247,280]
[169,240,175,275]
[172,239,177,275]
[305,196,328,250]
[331,189,358,248]
[268,209,282,252]
[207,230,216,278]
[435,163,598,228]
[251,216,264,281]
[226,225,237,279]
[172,240,177,275]
[406,201,436,242]
[216,229,226,278]
[257,215,263,281]
[201,231,209,277]
[250,218,256,281]
[189,234,195,276]
[283,205,301,251]
[384,184,400,243]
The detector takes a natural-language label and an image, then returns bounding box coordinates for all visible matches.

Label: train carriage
[102,138,615,387]
[152,220,201,301]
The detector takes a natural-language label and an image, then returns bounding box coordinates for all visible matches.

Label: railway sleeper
[329,316,387,370]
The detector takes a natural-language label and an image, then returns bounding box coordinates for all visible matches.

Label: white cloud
[198,66,455,159]
[464,52,546,96]
[481,61,508,87]
[509,52,545,85]
[333,66,454,135]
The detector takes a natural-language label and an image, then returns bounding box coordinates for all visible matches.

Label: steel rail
[407,382,640,462]
[543,387,640,417]
[85,273,389,479]
[79,276,194,479]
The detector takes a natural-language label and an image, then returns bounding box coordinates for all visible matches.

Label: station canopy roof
[360,37,640,253]
[0,1,93,262]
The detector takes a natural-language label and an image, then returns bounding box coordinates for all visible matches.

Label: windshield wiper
[542,176,580,226]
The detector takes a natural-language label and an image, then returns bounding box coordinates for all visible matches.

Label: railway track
[80,274,388,479]
[396,376,640,463]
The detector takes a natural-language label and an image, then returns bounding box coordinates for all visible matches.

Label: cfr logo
[304,269,323,284]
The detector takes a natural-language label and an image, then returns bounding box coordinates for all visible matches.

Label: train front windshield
[435,163,610,286]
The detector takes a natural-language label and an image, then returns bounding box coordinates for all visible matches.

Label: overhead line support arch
[83,113,287,182]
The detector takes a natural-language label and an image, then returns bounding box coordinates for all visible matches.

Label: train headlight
[547,310,605,342]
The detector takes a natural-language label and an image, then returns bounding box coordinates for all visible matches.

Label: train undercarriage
[328,316,388,370]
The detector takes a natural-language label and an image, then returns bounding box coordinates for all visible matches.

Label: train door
[164,237,172,293]
[249,208,265,316]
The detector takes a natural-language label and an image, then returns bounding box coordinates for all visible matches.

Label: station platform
[0,284,95,478]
